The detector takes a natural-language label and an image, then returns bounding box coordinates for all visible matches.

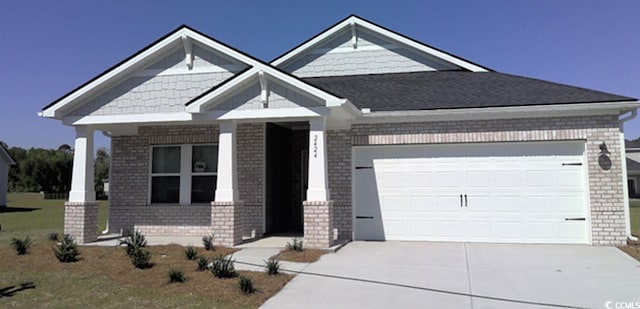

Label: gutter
[619,109,638,241]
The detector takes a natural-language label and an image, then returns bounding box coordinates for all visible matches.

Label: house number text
[313,135,318,158]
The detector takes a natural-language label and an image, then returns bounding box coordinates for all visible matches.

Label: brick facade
[303,200,334,248]
[101,114,626,247]
[64,202,99,244]
[347,115,626,245]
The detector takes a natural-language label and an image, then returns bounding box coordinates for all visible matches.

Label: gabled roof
[40,25,270,119]
[271,14,490,72]
[185,65,349,113]
[0,145,16,165]
[304,71,637,112]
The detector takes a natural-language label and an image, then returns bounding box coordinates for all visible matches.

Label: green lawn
[0,193,108,247]
[631,200,640,237]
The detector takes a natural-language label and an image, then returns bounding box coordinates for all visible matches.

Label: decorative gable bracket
[258,70,269,107]
[350,22,357,49]
[182,34,193,70]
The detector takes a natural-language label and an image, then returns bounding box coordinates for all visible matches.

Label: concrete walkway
[262,242,640,309]
[84,235,311,273]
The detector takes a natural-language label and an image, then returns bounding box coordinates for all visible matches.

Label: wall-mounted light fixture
[598,142,612,170]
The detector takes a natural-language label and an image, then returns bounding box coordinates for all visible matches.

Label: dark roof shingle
[303,71,636,112]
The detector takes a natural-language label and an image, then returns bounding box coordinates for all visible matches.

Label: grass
[0,193,292,308]
[271,248,326,263]
[0,193,108,246]
[630,200,639,237]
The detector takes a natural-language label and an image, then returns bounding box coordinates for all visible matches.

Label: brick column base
[303,200,334,249]
[64,202,99,244]
[211,201,244,247]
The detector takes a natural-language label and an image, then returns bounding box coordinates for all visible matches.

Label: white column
[215,120,239,202]
[69,126,95,203]
[307,117,329,201]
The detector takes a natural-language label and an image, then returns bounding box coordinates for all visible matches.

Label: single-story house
[627,140,640,198]
[0,144,16,207]
[40,15,639,247]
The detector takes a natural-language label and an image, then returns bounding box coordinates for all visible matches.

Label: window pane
[191,176,216,203]
[152,147,181,173]
[151,176,180,203]
[192,145,218,173]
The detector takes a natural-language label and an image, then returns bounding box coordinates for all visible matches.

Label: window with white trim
[150,144,218,204]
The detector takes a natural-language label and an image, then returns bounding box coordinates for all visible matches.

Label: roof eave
[353,101,640,124]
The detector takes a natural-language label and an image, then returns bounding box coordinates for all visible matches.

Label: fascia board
[187,66,345,113]
[43,30,189,119]
[272,16,488,72]
[63,112,194,126]
[43,27,264,119]
[353,101,640,124]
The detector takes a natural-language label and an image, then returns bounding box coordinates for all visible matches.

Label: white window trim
[149,143,218,205]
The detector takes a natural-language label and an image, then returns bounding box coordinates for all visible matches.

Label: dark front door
[265,123,308,234]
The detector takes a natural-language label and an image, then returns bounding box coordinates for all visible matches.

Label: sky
[0,0,639,151]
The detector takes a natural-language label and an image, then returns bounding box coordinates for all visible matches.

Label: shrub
[10,236,32,255]
[54,234,80,262]
[286,238,303,252]
[264,259,281,275]
[238,276,256,294]
[196,256,209,271]
[119,230,147,256]
[211,255,236,278]
[202,235,214,251]
[184,246,198,260]
[48,232,59,241]
[130,247,152,269]
[167,268,186,283]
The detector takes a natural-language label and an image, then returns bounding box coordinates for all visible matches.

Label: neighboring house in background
[0,145,16,207]
[40,15,639,247]
[627,140,640,198]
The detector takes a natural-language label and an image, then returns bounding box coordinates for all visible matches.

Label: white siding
[212,79,323,111]
[68,45,248,116]
[281,27,462,77]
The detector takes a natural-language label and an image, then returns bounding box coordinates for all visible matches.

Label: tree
[95,147,110,193]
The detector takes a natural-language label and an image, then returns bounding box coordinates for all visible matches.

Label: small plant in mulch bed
[286,237,303,252]
[10,236,33,255]
[119,230,148,256]
[202,235,214,251]
[264,259,281,275]
[130,247,152,269]
[184,246,199,260]
[48,232,59,241]
[238,275,256,294]
[196,256,209,271]
[54,234,80,262]
[211,254,236,278]
[167,268,186,283]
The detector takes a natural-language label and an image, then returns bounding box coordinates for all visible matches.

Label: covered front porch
[64,116,337,248]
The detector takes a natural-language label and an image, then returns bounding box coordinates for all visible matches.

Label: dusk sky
[1,0,638,151]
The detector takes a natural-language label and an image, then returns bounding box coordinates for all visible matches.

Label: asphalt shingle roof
[303,71,636,112]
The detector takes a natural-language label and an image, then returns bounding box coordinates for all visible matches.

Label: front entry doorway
[265,122,308,235]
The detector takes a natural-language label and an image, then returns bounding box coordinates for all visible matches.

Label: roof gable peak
[271,15,491,73]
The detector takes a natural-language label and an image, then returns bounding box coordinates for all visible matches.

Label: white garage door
[353,142,589,244]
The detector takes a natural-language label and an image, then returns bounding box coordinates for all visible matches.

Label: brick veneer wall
[326,130,352,240]
[237,123,265,238]
[341,115,626,245]
[108,123,265,240]
[109,125,217,236]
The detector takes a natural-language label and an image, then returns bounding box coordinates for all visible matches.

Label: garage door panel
[353,142,588,244]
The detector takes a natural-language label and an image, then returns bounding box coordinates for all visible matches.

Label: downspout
[101,130,112,235]
[619,110,637,241]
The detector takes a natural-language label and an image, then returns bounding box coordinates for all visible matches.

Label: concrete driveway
[262,242,640,309]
